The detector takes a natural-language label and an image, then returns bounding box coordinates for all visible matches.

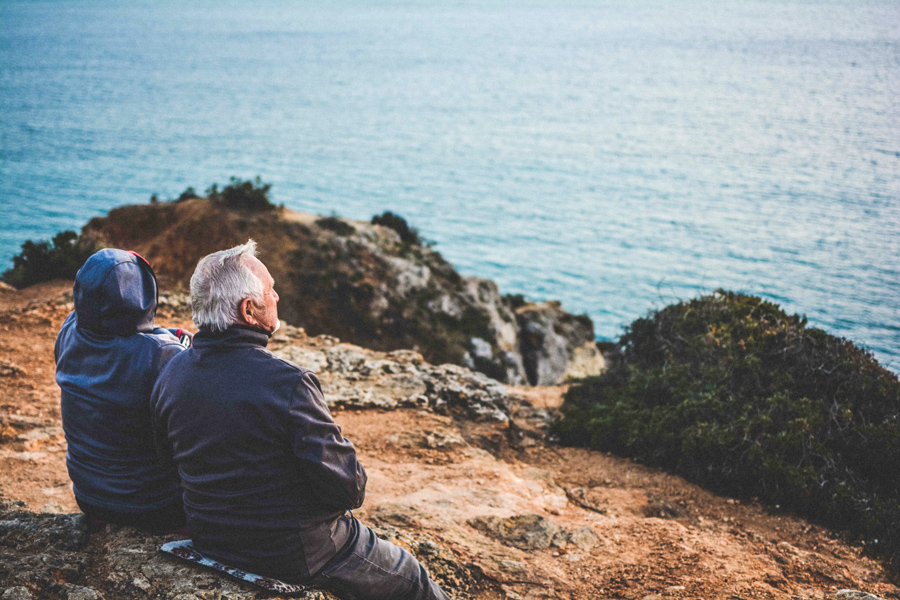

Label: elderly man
[151,240,450,600]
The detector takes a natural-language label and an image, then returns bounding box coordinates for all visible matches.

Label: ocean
[1,0,898,370]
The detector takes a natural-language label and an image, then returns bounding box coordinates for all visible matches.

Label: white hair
[190,239,264,332]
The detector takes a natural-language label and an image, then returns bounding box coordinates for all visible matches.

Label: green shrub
[208,176,274,211]
[372,211,422,246]
[175,186,199,202]
[555,290,900,566]
[2,231,99,289]
[594,340,616,354]
[316,216,356,236]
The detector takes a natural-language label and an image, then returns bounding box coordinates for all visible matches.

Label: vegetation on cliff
[76,188,602,384]
[2,180,602,384]
[372,211,423,247]
[1,178,275,289]
[2,231,98,289]
[204,176,276,212]
[555,290,900,567]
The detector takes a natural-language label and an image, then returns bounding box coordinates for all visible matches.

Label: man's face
[244,256,279,333]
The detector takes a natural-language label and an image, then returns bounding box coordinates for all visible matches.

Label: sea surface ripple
[1,0,898,370]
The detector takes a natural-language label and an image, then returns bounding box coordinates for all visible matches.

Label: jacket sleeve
[288,371,367,511]
[54,312,76,363]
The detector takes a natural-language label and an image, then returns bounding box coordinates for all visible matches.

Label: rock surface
[468,515,570,551]
[82,197,603,385]
[828,592,887,600]
[4,285,900,600]
[271,327,512,422]
[515,301,604,385]
[0,466,492,600]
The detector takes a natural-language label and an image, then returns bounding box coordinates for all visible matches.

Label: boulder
[516,302,604,385]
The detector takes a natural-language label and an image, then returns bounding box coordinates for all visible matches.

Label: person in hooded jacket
[55,248,189,531]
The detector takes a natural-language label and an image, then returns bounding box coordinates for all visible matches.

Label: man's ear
[239,297,256,326]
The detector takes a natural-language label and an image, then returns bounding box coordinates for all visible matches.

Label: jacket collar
[193,324,271,350]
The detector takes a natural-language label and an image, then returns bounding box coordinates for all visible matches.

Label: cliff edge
[79,197,603,385]
[1,285,898,600]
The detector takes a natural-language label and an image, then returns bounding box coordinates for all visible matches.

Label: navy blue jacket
[55,249,185,513]
[151,326,366,581]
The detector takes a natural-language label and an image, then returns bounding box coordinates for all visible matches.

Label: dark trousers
[76,496,186,533]
[313,517,451,600]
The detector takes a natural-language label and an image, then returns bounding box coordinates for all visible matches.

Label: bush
[555,290,900,566]
[208,177,274,212]
[316,216,356,236]
[2,231,99,289]
[371,211,422,246]
[504,293,527,310]
[175,186,199,203]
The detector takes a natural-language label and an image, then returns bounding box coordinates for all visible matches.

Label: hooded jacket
[55,249,185,513]
[150,325,367,581]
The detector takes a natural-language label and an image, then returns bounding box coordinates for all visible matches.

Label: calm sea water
[2,1,899,370]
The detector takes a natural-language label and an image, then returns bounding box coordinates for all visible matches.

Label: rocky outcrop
[82,198,603,385]
[468,515,570,551]
[515,302,605,386]
[467,515,601,553]
[0,498,491,600]
[4,288,900,600]
[0,317,521,600]
[269,325,513,423]
[157,294,554,429]
[827,592,889,600]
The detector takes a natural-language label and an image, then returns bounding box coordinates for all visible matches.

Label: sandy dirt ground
[1,282,898,600]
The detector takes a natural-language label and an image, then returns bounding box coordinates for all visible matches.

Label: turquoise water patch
[1,0,898,369]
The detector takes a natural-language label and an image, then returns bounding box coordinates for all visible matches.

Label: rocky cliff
[79,197,603,385]
[2,285,900,600]
[3,286,900,600]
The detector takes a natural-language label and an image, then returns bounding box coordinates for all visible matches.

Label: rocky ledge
[3,289,899,600]
[0,496,492,600]
[0,316,542,600]
[82,198,603,385]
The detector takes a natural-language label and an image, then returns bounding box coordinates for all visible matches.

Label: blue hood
[74,249,158,335]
